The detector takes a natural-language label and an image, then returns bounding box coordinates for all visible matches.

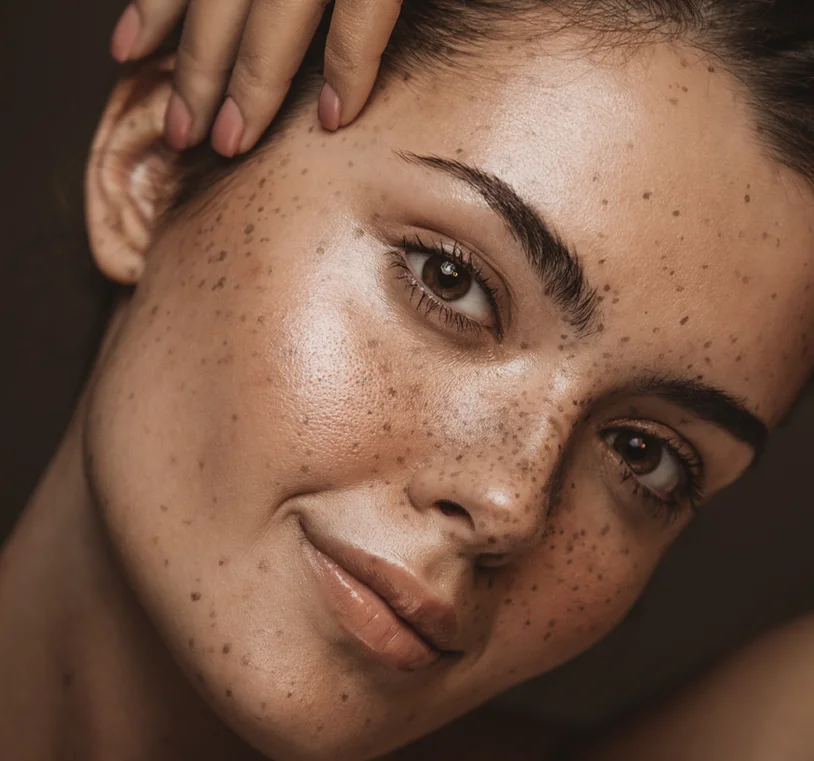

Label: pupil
[422,255,472,301]
[614,431,662,475]
[627,437,647,459]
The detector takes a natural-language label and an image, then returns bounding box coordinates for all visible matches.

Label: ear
[85,57,180,285]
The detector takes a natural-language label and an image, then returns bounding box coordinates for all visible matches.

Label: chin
[215,694,414,761]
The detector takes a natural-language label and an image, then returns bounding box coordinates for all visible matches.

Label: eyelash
[387,235,502,338]
[610,427,705,524]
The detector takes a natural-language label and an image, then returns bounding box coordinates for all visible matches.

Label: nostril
[436,500,473,526]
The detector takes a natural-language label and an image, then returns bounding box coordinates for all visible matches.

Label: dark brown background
[1,0,812,724]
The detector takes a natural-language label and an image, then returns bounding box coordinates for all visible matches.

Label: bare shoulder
[579,614,814,761]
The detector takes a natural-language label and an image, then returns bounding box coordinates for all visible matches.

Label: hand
[110,0,403,155]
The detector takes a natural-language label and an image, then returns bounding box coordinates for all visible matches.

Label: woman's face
[86,37,814,761]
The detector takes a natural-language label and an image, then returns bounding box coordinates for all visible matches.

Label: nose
[406,453,552,563]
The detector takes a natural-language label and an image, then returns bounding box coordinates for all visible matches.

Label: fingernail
[211,97,245,157]
[111,4,141,62]
[164,92,193,151]
[318,82,342,131]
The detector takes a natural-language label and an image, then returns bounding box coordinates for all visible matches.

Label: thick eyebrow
[635,375,769,458]
[398,152,601,336]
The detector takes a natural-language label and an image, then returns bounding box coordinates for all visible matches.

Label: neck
[0,399,264,761]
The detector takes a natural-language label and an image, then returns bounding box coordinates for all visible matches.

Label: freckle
[744,194,751,203]
[244,223,255,235]
[679,316,689,325]
[642,191,652,200]
[672,210,681,217]
[190,592,201,601]
[226,689,233,698]
[188,638,195,649]
[223,644,231,654]
[668,97,679,106]
[258,559,270,573]
[341,693,349,702]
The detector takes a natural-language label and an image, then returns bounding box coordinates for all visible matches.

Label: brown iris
[421,255,472,301]
[612,431,663,475]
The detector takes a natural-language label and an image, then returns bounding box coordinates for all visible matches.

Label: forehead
[350,39,813,422]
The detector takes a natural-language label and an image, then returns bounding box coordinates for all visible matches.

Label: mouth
[299,518,462,671]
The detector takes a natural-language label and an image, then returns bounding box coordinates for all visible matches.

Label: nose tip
[407,463,547,559]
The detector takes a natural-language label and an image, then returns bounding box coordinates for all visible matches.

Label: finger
[111,0,188,62]
[321,0,403,130]
[168,0,254,150]
[212,0,329,156]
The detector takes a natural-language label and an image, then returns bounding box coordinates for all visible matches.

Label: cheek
[471,487,664,693]
[85,202,425,575]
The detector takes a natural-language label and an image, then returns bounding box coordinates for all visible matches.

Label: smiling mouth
[299,520,461,672]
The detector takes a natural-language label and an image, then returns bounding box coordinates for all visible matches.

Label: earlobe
[85,58,180,285]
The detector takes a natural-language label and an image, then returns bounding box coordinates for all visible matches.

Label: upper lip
[301,519,463,654]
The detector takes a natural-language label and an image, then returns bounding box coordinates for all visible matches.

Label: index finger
[320,0,403,130]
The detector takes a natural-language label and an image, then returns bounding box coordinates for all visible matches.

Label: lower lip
[303,540,440,671]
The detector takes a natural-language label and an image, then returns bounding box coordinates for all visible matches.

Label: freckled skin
[24,32,814,761]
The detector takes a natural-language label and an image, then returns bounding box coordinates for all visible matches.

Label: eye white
[405,252,493,323]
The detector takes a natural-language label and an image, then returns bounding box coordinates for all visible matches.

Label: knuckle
[324,39,367,78]
[175,58,230,107]
[233,50,289,95]
[176,36,224,74]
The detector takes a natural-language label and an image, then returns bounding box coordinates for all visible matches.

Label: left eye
[606,429,684,498]
[405,251,495,325]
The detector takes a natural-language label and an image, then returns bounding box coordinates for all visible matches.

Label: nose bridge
[407,409,561,555]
